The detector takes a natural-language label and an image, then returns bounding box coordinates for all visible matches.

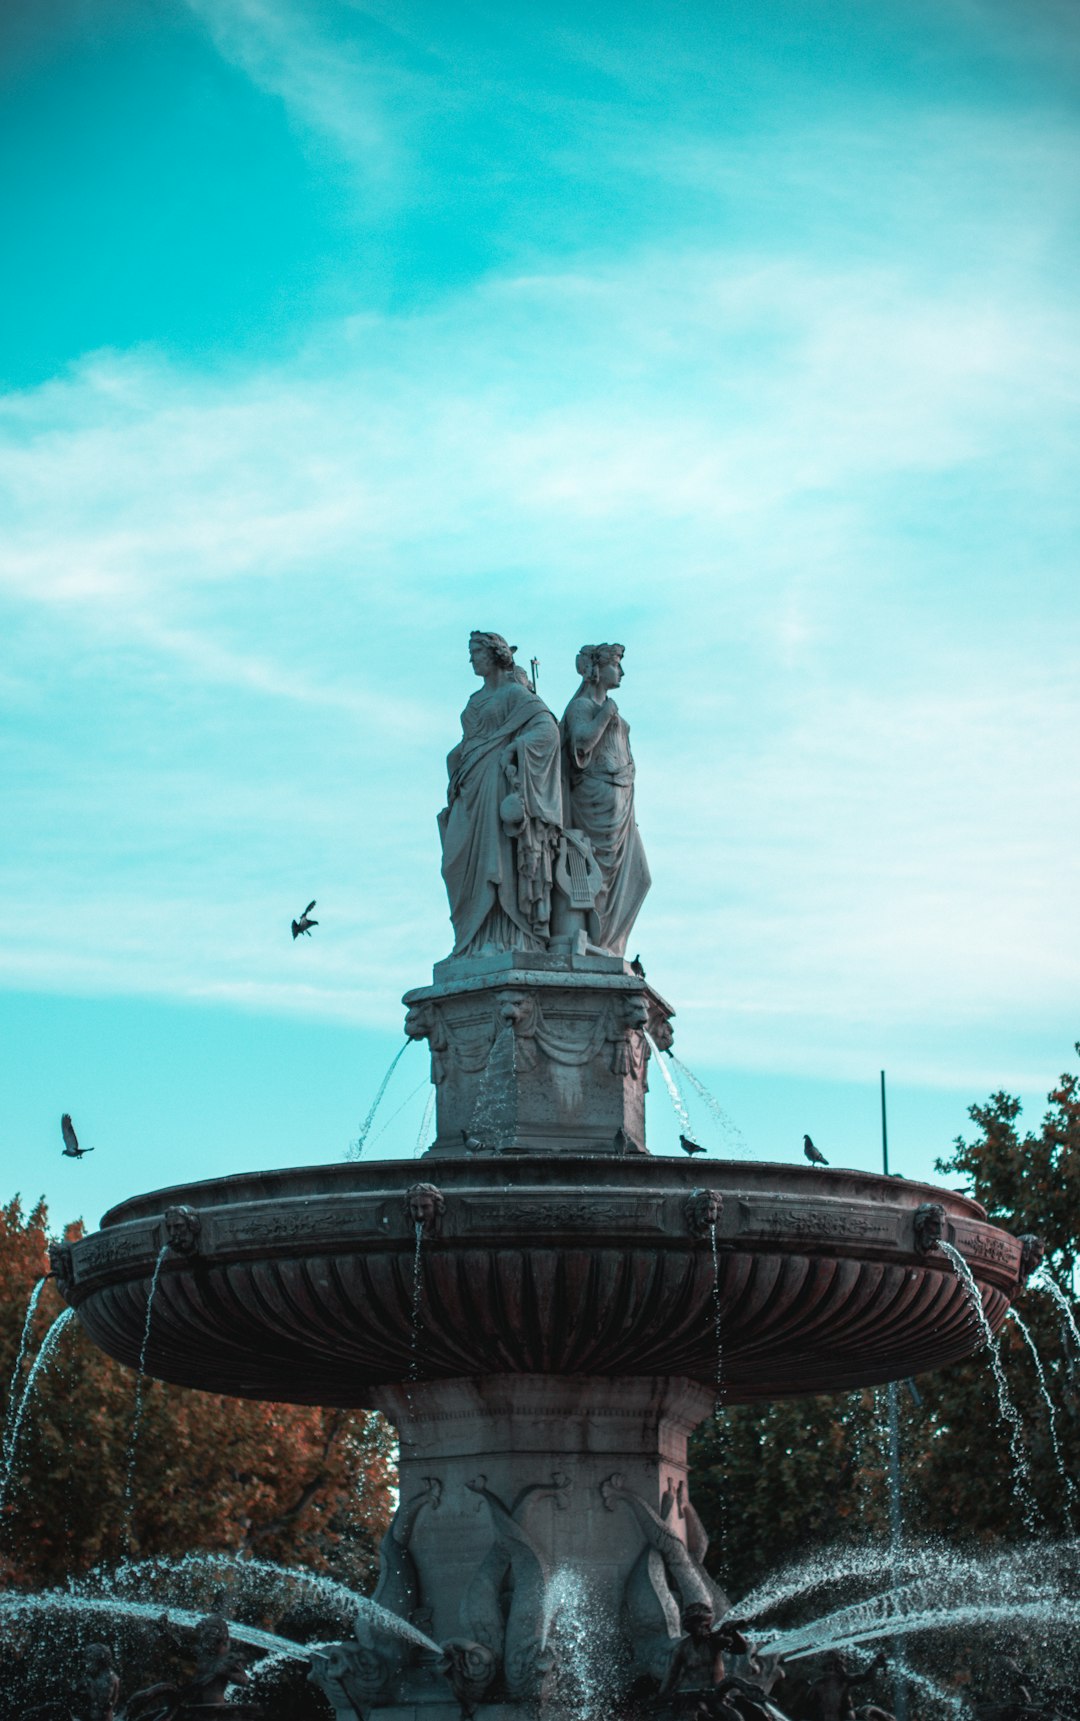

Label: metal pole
[881,1069,909,1721]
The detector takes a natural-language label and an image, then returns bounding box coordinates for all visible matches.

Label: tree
[690,1048,1080,1601]
[0,1195,395,1593]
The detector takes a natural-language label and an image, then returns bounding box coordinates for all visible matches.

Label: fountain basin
[61,1157,1020,1404]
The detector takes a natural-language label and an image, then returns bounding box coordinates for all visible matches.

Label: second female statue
[561,642,650,956]
[439,632,564,957]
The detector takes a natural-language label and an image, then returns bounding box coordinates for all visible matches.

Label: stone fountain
[55,633,1033,1720]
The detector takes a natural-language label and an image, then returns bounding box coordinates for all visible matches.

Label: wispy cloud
[182,0,407,182]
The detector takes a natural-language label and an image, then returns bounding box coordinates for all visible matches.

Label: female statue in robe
[439,632,564,957]
[561,643,650,957]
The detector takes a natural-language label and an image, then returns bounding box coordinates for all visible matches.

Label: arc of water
[88,1550,370,1620]
[1031,1270,1080,1357]
[0,1589,315,1661]
[937,1241,1041,1531]
[366,1077,431,1154]
[123,1245,170,1550]
[768,1596,1080,1663]
[644,1033,693,1141]
[415,1086,437,1157]
[669,1055,753,1157]
[350,1040,412,1159]
[0,1306,76,1512]
[2,1276,47,1467]
[1007,1306,1076,1527]
[58,1558,442,1657]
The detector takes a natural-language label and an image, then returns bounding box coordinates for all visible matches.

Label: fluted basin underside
[65,1157,1020,1405]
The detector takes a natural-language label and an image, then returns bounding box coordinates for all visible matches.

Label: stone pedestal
[368,1374,716,1719]
[403,953,675,1157]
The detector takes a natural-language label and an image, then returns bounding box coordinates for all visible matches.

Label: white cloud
[182,0,405,182]
[1,232,1077,1087]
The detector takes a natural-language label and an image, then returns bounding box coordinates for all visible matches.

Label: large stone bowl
[59,1156,1021,1404]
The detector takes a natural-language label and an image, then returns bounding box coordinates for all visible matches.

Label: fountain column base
[368,1374,717,1714]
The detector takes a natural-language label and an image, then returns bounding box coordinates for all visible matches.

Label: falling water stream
[2,1275,46,1468]
[350,1039,412,1158]
[937,1241,1040,1530]
[670,1055,753,1156]
[1007,1305,1076,1524]
[1031,1269,1080,1356]
[0,1306,75,1513]
[123,1245,170,1548]
[415,1085,437,1156]
[409,1220,424,1377]
[365,1077,430,1153]
[468,1023,517,1151]
[708,1223,724,1409]
[645,1032,693,1139]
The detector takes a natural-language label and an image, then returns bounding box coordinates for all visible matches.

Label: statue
[804,1650,889,1721]
[439,633,564,957]
[655,1602,770,1718]
[124,1612,257,1719]
[72,1643,120,1721]
[561,643,650,956]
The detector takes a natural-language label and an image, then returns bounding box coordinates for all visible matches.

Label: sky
[1,0,1078,1231]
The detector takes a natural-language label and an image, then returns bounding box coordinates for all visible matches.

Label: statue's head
[469,631,517,675]
[681,1601,714,1640]
[83,1644,113,1676]
[1018,1233,1046,1280]
[406,1181,445,1236]
[913,1202,946,1254]
[576,642,625,688]
[48,1240,74,1299]
[686,1189,723,1237]
[164,1204,201,1256]
[194,1613,230,1658]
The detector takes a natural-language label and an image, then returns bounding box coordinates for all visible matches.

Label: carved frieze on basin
[64,1158,1023,1408]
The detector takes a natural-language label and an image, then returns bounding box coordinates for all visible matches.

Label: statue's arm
[564,695,616,756]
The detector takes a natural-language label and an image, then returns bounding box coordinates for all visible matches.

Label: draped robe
[440,680,563,957]
[561,694,651,956]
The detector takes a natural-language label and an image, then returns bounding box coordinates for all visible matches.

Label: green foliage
[691,1048,1080,1601]
[0,1194,395,1593]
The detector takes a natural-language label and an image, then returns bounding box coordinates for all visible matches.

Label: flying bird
[679,1133,706,1157]
[291,900,318,939]
[630,954,646,979]
[803,1134,828,1165]
[61,1114,94,1158]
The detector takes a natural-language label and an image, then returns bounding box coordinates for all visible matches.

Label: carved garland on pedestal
[405,988,672,1087]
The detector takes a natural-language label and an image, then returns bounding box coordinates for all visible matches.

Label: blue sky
[1,0,1078,1229]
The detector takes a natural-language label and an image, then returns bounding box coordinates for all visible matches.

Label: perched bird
[679,1133,705,1157]
[630,953,646,979]
[461,1129,483,1153]
[291,900,318,939]
[61,1114,94,1158]
[803,1133,828,1166]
